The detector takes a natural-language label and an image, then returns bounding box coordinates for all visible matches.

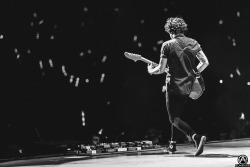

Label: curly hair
[164,17,188,35]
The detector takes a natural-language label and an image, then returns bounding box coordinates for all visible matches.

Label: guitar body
[189,74,205,100]
[124,52,205,100]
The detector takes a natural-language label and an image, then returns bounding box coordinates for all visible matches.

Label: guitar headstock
[124,52,142,62]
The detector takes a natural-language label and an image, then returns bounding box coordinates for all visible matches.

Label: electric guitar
[124,52,170,75]
[124,52,205,100]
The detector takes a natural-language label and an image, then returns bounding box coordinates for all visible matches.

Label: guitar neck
[140,57,158,66]
[140,57,169,74]
[124,52,169,74]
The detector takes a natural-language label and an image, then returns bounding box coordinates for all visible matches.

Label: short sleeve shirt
[161,34,202,95]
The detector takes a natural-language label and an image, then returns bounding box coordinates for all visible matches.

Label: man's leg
[166,92,195,138]
[166,92,206,156]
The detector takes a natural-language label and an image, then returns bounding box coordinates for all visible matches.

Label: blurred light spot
[247,82,250,86]
[237,11,240,17]
[49,59,53,68]
[80,52,84,57]
[36,33,40,39]
[80,22,85,28]
[39,60,43,69]
[164,8,168,12]
[239,112,245,120]
[53,25,58,29]
[102,55,107,63]
[70,75,74,83]
[16,54,20,59]
[114,8,119,12]
[75,77,80,87]
[157,40,164,44]
[107,101,111,105]
[83,7,88,12]
[50,35,55,40]
[140,19,145,24]
[87,49,92,54]
[227,36,231,40]
[133,35,137,42]
[62,65,68,76]
[98,129,103,135]
[33,12,37,18]
[219,79,223,84]
[27,49,31,54]
[236,67,241,76]
[30,22,34,27]
[219,19,223,25]
[100,73,105,83]
[232,38,236,46]
[85,78,89,83]
[230,73,233,78]
[38,20,44,25]
[153,46,158,52]
[0,34,4,39]
[138,42,142,48]
[14,48,18,54]
[81,111,86,126]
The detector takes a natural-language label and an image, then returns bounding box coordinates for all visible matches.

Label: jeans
[166,92,196,140]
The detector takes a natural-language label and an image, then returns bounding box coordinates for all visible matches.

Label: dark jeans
[166,92,196,140]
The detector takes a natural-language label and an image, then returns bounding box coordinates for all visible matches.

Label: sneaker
[166,140,177,153]
[193,134,206,156]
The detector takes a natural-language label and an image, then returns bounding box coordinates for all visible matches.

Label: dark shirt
[161,34,202,95]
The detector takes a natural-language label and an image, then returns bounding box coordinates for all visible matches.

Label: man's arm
[148,57,167,75]
[196,50,209,73]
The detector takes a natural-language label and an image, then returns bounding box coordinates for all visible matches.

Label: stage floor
[1,138,250,167]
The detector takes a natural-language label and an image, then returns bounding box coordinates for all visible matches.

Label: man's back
[161,34,202,95]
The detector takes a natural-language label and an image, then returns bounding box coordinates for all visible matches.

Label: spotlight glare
[39,60,43,69]
[36,33,40,39]
[236,67,241,76]
[219,19,223,25]
[237,11,240,17]
[80,52,84,57]
[75,77,80,87]
[49,59,53,68]
[100,73,105,83]
[83,7,88,12]
[102,55,107,63]
[157,40,164,44]
[33,12,37,18]
[27,49,31,54]
[38,20,44,25]
[62,65,68,76]
[70,75,74,83]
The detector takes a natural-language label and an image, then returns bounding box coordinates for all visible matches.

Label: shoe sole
[194,136,206,156]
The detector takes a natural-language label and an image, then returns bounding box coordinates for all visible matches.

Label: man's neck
[174,33,185,38]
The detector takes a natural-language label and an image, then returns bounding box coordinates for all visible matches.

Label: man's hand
[147,63,156,74]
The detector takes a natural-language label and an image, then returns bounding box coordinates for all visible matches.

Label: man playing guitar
[147,17,209,156]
